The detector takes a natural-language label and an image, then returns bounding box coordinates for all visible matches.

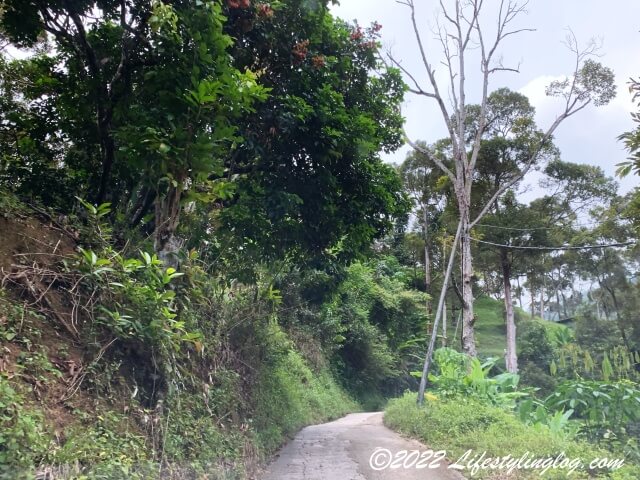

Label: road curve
[259,412,466,480]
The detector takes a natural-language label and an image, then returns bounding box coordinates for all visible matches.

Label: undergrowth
[0,275,357,479]
[385,393,636,479]
[252,327,357,453]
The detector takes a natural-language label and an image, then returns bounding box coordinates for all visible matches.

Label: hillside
[0,195,431,478]
[0,209,360,478]
[473,296,570,360]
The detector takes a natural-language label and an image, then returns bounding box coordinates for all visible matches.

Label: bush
[545,379,640,460]
[519,321,555,370]
[163,391,246,476]
[574,309,620,353]
[49,411,151,478]
[426,347,528,407]
[385,392,634,479]
[252,327,357,453]
[321,259,427,403]
[519,363,557,397]
[0,378,49,478]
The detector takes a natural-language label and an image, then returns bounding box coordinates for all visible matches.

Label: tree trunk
[423,208,432,315]
[453,310,462,348]
[417,220,463,405]
[602,299,611,320]
[460,213,477,356]
[560,290,569,319]
[555,284,562,322]
[442,245,447,347]
[412,255,417,287]
[130,186,156,229]
[530,288,535,318]
[601,281,631,351]
[442,301,447,347]
[96,116,116,205]
[516,276,523,309]
[154,179,184,267]
[501,249,517,373]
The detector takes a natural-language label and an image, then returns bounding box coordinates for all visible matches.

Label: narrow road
[260,412,465,480]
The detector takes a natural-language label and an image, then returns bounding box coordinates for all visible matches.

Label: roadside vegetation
[386,343,640,479]
[386,393,636,479]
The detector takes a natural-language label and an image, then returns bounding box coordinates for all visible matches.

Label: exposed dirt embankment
[0,214,100,433]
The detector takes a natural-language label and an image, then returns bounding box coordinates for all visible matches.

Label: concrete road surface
[259,412,466,480]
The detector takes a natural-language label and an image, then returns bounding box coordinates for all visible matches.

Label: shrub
[0,378,49,478]
[519,363,557,397]
[163,391,246,475]
[50,410,149,470]
[385,392,633,479]
[574,309,620,353]
[545,379,640,461]
[519,321,555,370]
[252,330,357,453]
[426,347,529,407]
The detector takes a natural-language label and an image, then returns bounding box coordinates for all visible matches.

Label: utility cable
[468,237,635,251]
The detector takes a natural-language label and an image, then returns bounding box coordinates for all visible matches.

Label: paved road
[260,412,465,480]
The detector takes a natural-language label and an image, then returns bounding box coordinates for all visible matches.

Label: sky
[331,0,640,198]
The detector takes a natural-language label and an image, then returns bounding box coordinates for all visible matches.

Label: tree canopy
[0,0,409,273]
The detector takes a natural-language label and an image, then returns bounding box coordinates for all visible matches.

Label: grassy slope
[384,302,639,479]
[474,296,569,359]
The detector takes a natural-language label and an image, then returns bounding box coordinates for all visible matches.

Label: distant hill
[466,296,570,360]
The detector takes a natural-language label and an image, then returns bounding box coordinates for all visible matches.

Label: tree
[618,77,640,177]
[0,0,268,264]
[618,77,640,234]
[573,198,638,351]
[207,1,409,275]
[388,0,615,405]
[479,158,620,372]
[399,141,450,314]
[0,1,408,271]
[476,194,551,372]
[1,0,155,205]
[468,88,554,373]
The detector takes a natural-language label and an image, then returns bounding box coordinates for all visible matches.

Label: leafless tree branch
[404,131,457,184]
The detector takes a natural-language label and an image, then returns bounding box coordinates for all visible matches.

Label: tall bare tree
[389,0,616,404]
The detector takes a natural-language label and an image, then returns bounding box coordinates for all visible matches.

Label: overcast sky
[331,0,640,198]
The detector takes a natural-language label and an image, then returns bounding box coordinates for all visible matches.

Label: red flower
[350,26,363,41]
[312,55,325,68]
[227,0,250,9]
[292,39,310,64]
[257,3,274,18]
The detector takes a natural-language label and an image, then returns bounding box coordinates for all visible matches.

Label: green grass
[473,296,571,359]
[384,392,636,480]
[474,296,509,358]
[252,335,359,453]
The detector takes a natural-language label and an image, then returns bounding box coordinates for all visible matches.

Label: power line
[475,223,554,231]
[475,222,609,232]
[469,237,636,251]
